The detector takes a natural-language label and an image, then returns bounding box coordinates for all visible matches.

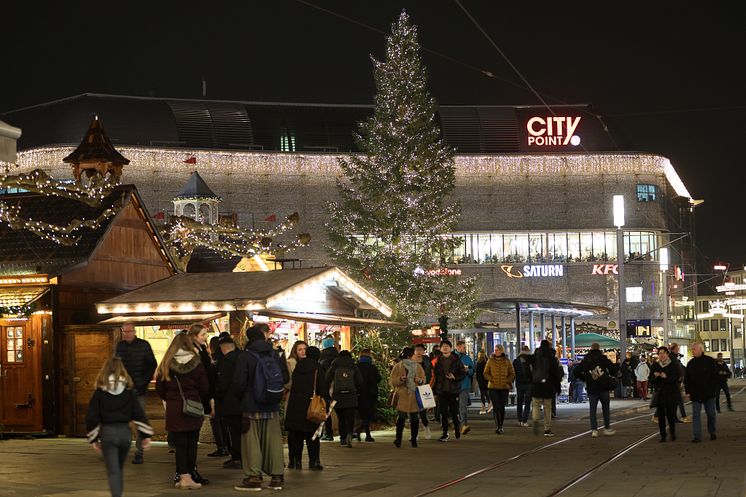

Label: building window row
[703,339,729,352]
[637,184,659,202]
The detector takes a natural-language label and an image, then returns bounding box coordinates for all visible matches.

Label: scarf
[103,374,127,395]
[401,358,419,392]
[658,357,671,369]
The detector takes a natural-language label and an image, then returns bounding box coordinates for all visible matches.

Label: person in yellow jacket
[483,344,516,434]
[390,347,426,448]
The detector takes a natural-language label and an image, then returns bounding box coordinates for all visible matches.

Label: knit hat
[321,337,335,349]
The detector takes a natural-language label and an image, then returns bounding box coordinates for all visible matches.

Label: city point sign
[500,263,620,279]
[526,116,581,146]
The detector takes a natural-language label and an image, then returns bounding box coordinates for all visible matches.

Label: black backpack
[333,367,356,395]
[531,355,549,384]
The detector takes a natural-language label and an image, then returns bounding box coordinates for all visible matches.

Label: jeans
[636,380,649,400]
[438,393,460,434]
[656,404,677,439]
[717,382,732,411]
[488,389,509,429]
[335,407,356,441]
[516,384,531,423]
[100,423,131,497]
[572,381,585,402]
[135,395,147,457]
[691,398,717,439]
[172,430,199,475]
[210,401,227,451]
[458,390,470,426]
[675,387,687,418]
[588,390,611,430]
[223,414,242,461]
[532,397,553,430]
[396,411,420,442]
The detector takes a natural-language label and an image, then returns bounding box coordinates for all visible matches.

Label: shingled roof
[0,185,142,275]
[62,115,130,166]
[175,171,220,200]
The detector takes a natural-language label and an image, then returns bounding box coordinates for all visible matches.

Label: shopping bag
[416,384,436,410]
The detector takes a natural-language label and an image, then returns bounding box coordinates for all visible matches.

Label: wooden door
[69,331,114,437]
[0,321,42,432]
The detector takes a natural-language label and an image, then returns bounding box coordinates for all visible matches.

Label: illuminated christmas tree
[327,11,478,326]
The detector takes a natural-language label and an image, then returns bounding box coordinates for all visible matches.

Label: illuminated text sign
[501,264,564,278]
[526,116,581,146]
[591,264,618,275]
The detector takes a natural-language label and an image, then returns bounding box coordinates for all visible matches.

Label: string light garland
[0,304,33,318]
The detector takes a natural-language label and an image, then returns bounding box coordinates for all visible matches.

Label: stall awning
[258,310,405,328]
[98,312,224,326]
[477,298,610,317]
[0,286,50,307]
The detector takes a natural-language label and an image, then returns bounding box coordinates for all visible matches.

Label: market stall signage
[526,116,581,146]
[500,264,564,278]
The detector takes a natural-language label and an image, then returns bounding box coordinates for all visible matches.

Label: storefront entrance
[0,317,44,432]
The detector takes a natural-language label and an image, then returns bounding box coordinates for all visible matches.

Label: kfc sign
[592,264,618,275]
[526,116,581,146]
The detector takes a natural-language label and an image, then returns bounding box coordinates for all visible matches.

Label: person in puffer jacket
[484,344,515,434]
[87,357,153,497]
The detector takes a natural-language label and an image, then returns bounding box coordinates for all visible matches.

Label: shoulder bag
[307,369,328,424]
[174,375,205,418]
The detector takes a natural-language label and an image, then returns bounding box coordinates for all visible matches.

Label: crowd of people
[84,324,738,496]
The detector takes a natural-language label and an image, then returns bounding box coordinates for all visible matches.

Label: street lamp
[660,247,669,344]
[613,194,626,361]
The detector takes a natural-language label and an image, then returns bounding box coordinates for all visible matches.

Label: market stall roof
[258,310,404,328]
[96,266,393,322]
[476,298,610,317]
[98,312,224,326]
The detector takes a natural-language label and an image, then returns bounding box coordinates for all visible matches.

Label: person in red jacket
[156,332,210,490]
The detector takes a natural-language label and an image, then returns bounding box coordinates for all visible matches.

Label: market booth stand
[95,267,399,435]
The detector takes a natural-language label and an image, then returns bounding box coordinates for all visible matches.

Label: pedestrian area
[1,383,744,497]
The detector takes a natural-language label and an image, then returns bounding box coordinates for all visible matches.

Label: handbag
[416,384,437,410]
[306,370,328,424]
[387,389,399,408]
[175,375,204,418]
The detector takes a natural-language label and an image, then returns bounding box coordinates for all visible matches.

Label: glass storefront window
[529,233,544,262]
[580,232,593,261]
[567,233,580,262]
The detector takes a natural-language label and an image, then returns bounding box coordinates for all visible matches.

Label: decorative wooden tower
[173,171,221,225]
[62,115,129,183]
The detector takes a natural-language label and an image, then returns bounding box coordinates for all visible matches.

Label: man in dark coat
[433,340,465,442]
[715,353,734,412]
[114,322,157,464]
[354,348,381,442]
[575,343,617,436]
[513,345,533,426]
[684,342,721,442]
[232,326,290,491]
[318,337,339,441]
[215,336,242,468]
[325,350,364,447]
[529,340,562,437]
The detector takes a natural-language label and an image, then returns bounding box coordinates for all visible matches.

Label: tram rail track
[413,385,746,497]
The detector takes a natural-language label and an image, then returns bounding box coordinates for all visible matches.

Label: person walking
[325,350,363,447]
[114,322,157,465]
[575,343,617,437]
[390,347,426,448]
[355,348,382,442]
[215,335,242,469]
[669,342,691,422]
[285,346,326,470]
[233,326,289,492]
[715,353,734,412]
[413,343,433,439]
[155,332,210,490]
[475,351,491,415]
[483,344,515,434]
[318,337,339,441]
[285,340,308,393]
[650,346,680,442]
[433,340,465,442]
[530,340,562,437]
[635,355,650,400]
[684,343,720,443]
[512,346,532,426]
[86,357,153,497]
[455,341,475,434]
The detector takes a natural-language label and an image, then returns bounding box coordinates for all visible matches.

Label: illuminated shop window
[5,326,24,363]
[280,129,296,152]
[636,184,658,202]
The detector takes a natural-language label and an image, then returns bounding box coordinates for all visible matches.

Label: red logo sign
[591,264,618,275]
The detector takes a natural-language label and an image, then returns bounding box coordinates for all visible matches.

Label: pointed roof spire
[175,171,221,200]
[63,114,130,167]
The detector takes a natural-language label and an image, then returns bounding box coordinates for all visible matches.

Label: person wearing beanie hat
[318,338,339,441]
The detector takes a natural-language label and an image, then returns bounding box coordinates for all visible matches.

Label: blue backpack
[247,350,285,405]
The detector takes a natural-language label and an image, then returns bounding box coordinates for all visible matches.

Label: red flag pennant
[153,211,165,220]
[264,214,277,222]
[183,156,197,164]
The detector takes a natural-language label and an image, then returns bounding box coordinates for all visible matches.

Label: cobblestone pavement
[1,382,744,497]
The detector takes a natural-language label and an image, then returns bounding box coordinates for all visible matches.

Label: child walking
[86,357,153,497]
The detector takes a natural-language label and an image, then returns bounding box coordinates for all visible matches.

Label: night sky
[3,1,744,268]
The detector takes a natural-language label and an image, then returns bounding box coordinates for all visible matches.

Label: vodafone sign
[526,116,581,146]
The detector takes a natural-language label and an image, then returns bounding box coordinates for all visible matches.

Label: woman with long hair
[389,347,426,448]
[284,345,325,470]
[483,344,516,434]
[86,357,153,497]
[650,346,680,442]
[286,340,308,392]
[475,350,490,414]
[156,332,210,489]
